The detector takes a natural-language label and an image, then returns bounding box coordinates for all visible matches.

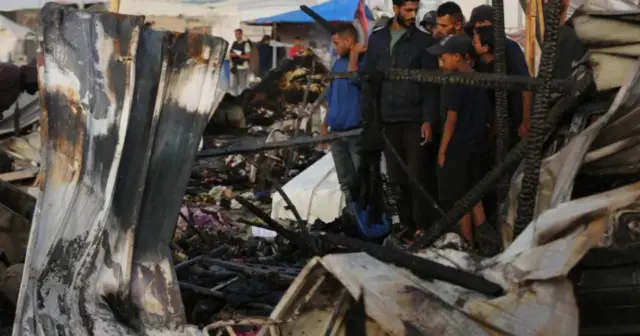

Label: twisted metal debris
[327,68,573,92]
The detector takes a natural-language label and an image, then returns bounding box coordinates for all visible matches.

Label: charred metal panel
[13,3,227,335]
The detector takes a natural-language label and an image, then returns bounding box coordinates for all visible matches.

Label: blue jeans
[330,137,361,202]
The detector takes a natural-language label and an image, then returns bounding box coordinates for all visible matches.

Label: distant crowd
[227,29,319,95]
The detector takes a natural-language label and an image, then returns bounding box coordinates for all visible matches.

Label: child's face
[438,53,462,72]
[472,32,489,56]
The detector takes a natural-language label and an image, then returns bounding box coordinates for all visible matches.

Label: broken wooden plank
[0,167,38,182]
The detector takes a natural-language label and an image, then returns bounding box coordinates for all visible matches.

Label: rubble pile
[0,29,333,336]
[155,52,333,334]
[240,49,328,127]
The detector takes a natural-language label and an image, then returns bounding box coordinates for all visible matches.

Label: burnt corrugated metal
[13,3,228,335]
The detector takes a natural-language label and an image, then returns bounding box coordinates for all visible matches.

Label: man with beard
[363,0,439,230]
[322,24,366,204]
[434,2,465,38]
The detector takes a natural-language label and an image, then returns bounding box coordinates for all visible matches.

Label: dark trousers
[383,122,426,229]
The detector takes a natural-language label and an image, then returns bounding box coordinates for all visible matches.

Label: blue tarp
[247,0,374,25]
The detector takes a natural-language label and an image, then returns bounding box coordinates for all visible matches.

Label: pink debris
[177,205,232,234]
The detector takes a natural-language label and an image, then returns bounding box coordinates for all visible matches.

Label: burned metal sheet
[501,59,640,244]
[13,3,227,335]
[269,178,640,336]
[573,9,640,91]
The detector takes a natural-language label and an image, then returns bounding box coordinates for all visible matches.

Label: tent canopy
[246,0,374,25]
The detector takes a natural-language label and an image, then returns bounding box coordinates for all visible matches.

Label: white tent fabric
[0,15,35,62]
[271,152,345,226]
[270,152,389,230]
[119,0,322,49]
[0,15,33,40]
[1,0,106,11]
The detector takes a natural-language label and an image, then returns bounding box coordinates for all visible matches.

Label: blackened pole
[491,0,511,215]
[514,0,563,236]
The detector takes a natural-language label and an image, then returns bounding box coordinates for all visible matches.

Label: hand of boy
[319,123,329,150]
[438,151,446,167]
[420,122,432,143]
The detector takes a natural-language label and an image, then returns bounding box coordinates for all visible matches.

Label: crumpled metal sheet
[13,3,227,335]
[502,59,640,243]
[267,180,640,335]
[572,3,640,91]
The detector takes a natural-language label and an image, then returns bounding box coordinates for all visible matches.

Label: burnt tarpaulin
[13,3,227,335]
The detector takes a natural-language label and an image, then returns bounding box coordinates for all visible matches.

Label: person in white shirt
[229,28,252,96]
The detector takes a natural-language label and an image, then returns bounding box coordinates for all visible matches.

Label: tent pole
[109,0,121,13]
[525,0,537,76]
[272,23,277,69]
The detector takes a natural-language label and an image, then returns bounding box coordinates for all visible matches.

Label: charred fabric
[1,1,640,336]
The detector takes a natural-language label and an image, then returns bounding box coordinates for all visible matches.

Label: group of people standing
[323,0,538,249]
[228,30,314,95]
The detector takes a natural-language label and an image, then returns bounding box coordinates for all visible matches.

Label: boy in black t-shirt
[427,35,492,246]
[473,26,526,149]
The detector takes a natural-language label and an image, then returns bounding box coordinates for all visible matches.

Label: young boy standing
[427,35,495,248]
[322,24,366,203]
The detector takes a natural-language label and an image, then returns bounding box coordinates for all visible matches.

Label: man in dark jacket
[364,0,439,229]
[257,35,273,78]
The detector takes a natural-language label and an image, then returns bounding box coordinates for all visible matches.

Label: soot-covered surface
[14,3,227,335]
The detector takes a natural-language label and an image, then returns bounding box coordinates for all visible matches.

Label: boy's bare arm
[439,110,458,156]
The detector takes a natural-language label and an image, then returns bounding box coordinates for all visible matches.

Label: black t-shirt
[474,38,529,131]
[444,82,492,153]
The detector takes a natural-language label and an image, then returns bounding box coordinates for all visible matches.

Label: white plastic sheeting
[1,0,105,11]
[271,152,344,225]
[0,15,35,62]
[119,0,322,50]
